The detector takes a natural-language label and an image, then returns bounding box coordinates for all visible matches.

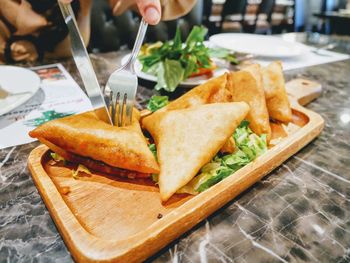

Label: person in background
[0,0,196,64]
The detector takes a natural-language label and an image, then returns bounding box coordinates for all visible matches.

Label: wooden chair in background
[246,0,276,33]
[220,0,248,32]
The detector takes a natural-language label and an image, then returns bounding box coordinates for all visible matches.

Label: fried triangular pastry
[228,65,272,142]
[160,73,232,112]
[143,102,249,201]
[156,73,234,153]
[262,61,292,123]
[29,111,159,174]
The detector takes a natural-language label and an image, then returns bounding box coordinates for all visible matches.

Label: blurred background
[88,0,350,53]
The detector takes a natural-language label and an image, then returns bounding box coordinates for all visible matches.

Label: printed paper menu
[0,64,92,149]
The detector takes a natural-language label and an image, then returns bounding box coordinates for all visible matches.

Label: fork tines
[109,90,133,127]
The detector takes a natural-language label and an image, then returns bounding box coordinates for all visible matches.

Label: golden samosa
[262,61,292,123]
[156,73,235,153]
[143,102,249,202]
[29,111,159,176]
[228,65,272,142]
[160,73,232,112]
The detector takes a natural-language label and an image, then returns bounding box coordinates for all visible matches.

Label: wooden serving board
[28,79,324,263]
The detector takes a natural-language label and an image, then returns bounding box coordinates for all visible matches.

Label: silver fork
[106,18,148,126]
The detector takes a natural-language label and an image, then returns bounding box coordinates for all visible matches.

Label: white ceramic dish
[0,66,41,116]
[209,33,308,58]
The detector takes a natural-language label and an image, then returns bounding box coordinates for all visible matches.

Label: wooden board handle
[286,78,322,106]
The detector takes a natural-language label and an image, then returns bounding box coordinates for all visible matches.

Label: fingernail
[145,7,160,24]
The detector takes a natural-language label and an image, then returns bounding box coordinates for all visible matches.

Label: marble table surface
[1,33,349,263]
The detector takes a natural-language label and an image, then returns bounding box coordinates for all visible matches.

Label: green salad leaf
[184,120,268,193]
[195,165,234,192]
[209,48,239,65]
[233,120,268,160]
[149,120,268,194]
[148,143,159,183]
[50,152,65,162]
[186,26,208,47]
[72,164,92,179]
[147,95,169,112]
[148,143,157,159]
[155,59,184,92]
[138,26,211,92]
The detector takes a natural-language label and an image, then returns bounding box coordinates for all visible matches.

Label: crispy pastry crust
[29,111,159,174]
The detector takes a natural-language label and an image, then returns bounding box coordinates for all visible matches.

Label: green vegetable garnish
[195,165,234,193]
[50,152,65,162]
[139,26,211,92]
[233,120,268,159]
[147,95,169,112]
[183,120,268,194]
[148,143,157,159]
[72,164,92,179]
[209,48,239,65]
[151,173,159,184]
[148,120,267,194]
[148,143,159,183]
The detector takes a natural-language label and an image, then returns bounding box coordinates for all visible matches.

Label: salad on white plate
[122,26,240,92]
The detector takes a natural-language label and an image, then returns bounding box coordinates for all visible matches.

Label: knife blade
[58,2,112,124]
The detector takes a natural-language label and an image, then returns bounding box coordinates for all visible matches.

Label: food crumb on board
[59,186,71,195]
[157,213,163,219]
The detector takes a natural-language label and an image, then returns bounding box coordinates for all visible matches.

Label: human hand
[59,0,161,25]
[112,0,161,25]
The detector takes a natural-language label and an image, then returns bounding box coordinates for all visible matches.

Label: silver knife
[58,2,112,124]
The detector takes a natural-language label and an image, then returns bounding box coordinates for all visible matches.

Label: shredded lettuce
[149,120,267,194]
[50,152,65,162]
[148,143,158,160]
[147,95,169,112]
[185,120,268,193]
[151,173,159,184]
[233,120,268,159]
[148,144,159,183]
[72,164,92,179]
[195,166,234,193]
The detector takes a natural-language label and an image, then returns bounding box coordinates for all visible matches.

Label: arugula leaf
[139,54,162,72]
[147,95,169,112]
[173,27,182,50]
[185,26,208,47]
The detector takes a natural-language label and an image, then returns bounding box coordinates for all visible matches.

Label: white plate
[121,54,229,88]
[0,66,41,116]
[209,33,308,58]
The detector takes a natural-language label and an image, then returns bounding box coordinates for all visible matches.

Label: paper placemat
[0,64,92,149]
